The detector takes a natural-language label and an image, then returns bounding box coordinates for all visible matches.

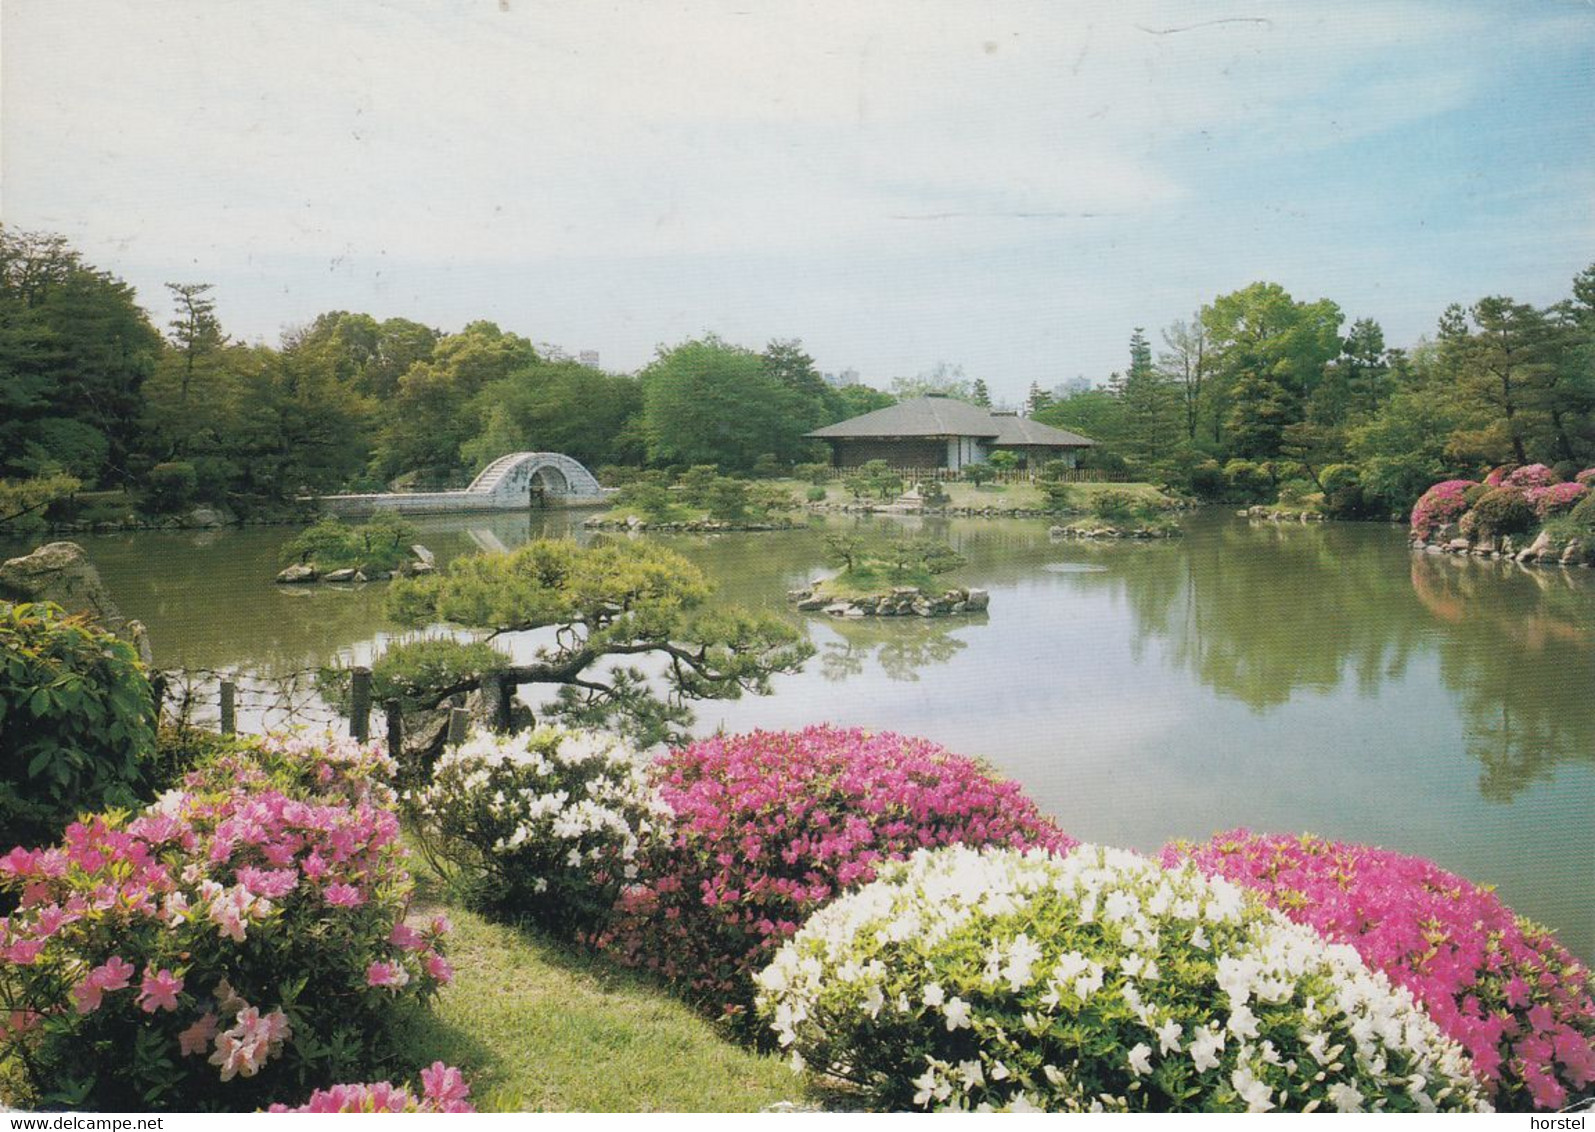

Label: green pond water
[11,508,1593,960]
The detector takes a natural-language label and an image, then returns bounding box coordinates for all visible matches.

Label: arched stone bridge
[320,452,609,517]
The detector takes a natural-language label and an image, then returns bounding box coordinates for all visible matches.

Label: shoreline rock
[788,584,990,618]
[1409,530,1593,567]
[1049,523,1181,540]
[583,516,797,533]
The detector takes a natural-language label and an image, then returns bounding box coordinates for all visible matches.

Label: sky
[3,0,1592,404]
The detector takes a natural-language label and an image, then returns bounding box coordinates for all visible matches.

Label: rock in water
[0,541,152,663]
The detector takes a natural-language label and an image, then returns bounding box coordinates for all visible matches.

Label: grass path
[394,904,812,1112]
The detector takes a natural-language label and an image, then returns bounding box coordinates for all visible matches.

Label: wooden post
[384,699,403,760]
[149,673,167,722]
[219,680,236,735]
[447,707,469,746]
[350,666,372,742]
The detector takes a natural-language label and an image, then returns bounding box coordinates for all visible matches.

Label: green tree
[1200,282,1343,461]
[891,362,973,402]
[372,321,537,485]
[0,228,162,484]
[970,378,992,407]
[1112,327,1182,475]
[1440,297,1561,467]
[835,383,897,418]
[641,336,816,471]
[383,539,812,745]
[463,359,644,472]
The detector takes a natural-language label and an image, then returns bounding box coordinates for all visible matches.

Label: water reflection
[819,615,977,683]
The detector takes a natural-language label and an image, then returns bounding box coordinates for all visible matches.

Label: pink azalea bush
[0,732,450,1111]
[1525,481,1588,517]
[1409,480,1478,542]
[268,1061,474,1112]
[1163,831,1595,1112]
[1503,464,1559,490]
[1576,468,1595,487]
[598,726,1076,1024]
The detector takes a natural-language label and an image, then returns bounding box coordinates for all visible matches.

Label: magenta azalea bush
[268,1061,473,1112]
[1164,831,1595,1112]
[598,726,1076,1022]
[0,732,451,1111]
[1409,480,1478,541]
[1503,464,1559,490]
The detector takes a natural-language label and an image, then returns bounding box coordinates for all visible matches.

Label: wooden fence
[811,466,1128,485]
[152,666,481,753]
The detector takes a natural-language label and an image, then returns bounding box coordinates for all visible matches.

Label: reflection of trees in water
[1090,520,1428,710]
[1410,554,1595,801]
[818,616,976,682]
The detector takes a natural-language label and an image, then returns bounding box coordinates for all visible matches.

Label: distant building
[823,367,860,388]
[578,350,600,368]
[806,395,1095,470]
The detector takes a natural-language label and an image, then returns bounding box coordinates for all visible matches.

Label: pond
[12,508,1593,961]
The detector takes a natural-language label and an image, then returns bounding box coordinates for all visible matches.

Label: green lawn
[392,902,812,1112]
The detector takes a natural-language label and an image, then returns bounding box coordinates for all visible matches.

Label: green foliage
[282,512,418,572]
[963,463,995,488]
[916,479,949,506]
[1275,479,1316,506]
[844,459,901,502]
[384,539,811,746]
[145,461,198,513]
[0,473,81,534]
[0,602,156,846]
[1090,490,1150,523]
[462,359,644,474]
[805,485,828,503]
[676,465,723,507]
[1039,482,1075,510]
[641,336,824,471]
[794,462,831,485]
[820,535,966,591]
[1037,460,1073,483]
[823,534,864,573]
[986,450,1019,473]
[751,454,784,480]
[1222,460,1274,503]
[369,637,509,713]
[612,482,685,523]
[1464,487,1537,539]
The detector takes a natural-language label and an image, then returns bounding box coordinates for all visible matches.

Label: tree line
[4,224,1591,523]
[0,227,895,524]
[1033,272,1595,512]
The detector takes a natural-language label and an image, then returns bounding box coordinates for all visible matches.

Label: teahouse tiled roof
[806,396,1094,447]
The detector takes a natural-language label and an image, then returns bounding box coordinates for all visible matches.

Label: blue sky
[3,0,1591,403]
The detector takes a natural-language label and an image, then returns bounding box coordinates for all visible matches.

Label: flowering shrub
[408,725,666,935]
[1409,480,1477,541]
[0,602,157,846]
[600,727,1076,1022]
[756,845,1488,1113]
[0,737,450,1110]
[268,1062,474,1112]
[1576,468,1595,488]
[1503,464,1559,490]
[1525,481,1588,518]
[1165,831,1595,1111]
[184,730,398,810]
[1484,466,1513,487]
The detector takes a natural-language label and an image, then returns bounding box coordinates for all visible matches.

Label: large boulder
[0,541,152,664]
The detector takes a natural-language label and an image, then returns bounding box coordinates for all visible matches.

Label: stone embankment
[584,516,796,533]
[1412,527,1592,568]
[1049,523,1180,540]
[788,583,990,619]
[1238,506,1328,523]
[274,544,438,585]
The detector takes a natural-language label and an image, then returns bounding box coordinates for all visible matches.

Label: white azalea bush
[754,845,1490,1113]
[407,725,668,936]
